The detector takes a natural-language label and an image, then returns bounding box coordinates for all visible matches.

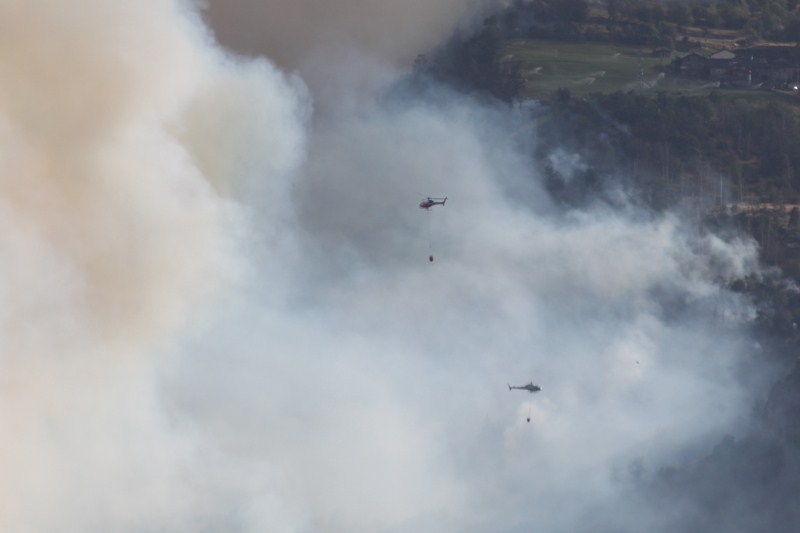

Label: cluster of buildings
[672,45,800,88]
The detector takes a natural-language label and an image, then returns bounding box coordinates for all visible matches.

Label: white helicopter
[509,381,541,423]
[508,382,541,393]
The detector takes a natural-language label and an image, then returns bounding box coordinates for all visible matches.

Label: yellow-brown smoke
[0,1,307,529]
[203,0,494,69]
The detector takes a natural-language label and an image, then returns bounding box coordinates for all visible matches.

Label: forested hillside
[420,2,800,531]
[421,0,800,282]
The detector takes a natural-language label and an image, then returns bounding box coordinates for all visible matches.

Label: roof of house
[709,50,736,60]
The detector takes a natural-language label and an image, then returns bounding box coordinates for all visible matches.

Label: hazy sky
[0,1,777,531]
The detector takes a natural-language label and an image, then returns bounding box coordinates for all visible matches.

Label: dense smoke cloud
[0,0,307,530]
[201,0,501,115]
[0,1,781,532]
[202,0,493,68]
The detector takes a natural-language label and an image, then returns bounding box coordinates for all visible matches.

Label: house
[751,57,800,86]
[728,63,752,87]
[673,52,708,78]
[741,46,800,87]
[672,46,800,87]
[708,50,736,81]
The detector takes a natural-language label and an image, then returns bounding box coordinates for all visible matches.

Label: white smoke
[0,1,775,532]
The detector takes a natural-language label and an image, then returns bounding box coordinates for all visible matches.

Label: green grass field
[501,40,721,99]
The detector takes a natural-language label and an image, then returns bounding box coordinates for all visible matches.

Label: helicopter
[508,382,541,393]
[419,196,447,210]
[419,196,447,262]
[509,381,541,422]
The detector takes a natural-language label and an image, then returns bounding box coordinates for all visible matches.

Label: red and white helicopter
[419,196,447,210]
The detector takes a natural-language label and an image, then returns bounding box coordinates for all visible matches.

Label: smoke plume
[202,0,493,68]
[0,1,782,532]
